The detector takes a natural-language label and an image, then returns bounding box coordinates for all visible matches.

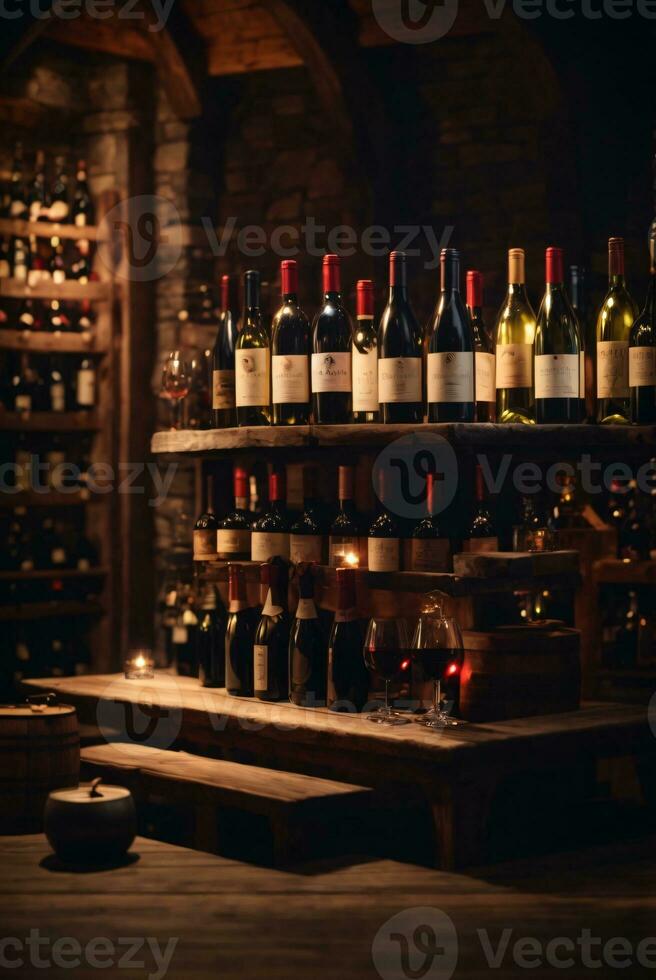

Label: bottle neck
[282,291,298,305]
[324,290,342,305]
[389,284,408,302]
[609,273,626,289]
[441,257,460,294]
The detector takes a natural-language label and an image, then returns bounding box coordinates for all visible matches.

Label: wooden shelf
[0,279,110,302]
[0,491,89,509]
[0,328,105,354]
[151,422,656,456]
[0,411,100,432]
[0,599,104,621]
[0,218,101,242]
[0,567,108,582]
[594,559,656,586]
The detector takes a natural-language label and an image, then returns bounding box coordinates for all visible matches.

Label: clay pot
[45,779,137,864]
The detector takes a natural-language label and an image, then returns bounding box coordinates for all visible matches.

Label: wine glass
[412,593,463,729]
[363,617,411,726]
[161,350,191,430]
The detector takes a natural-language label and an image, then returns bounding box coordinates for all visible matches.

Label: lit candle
[343,551,360,568]
[124,650,154,679]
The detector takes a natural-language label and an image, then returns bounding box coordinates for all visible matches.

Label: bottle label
[378,356,421,404]
[15,394,32,412]
[217,528,251,555]
[535,354,579,399]
[427,351,474,403]
[75,213,87,228]
[193,529,217,559]
[352,345,379,412]
[311,351,351,393]
[368,537,400,572]
[597,340,629,398]
[579,350,585,400]
[475,352,495,403]
[272,354,309,405]
[212,369,235,410]
[254,644,268,691]
[295,597,317,620]
[50,382,66,412]
[77,558,91,571]
[290,534,323,564]
[629,347,656,388]
[14,264,27,283]
[9,200,26,219]
[251,531,289,561]
[463,537,499,553]
[51,548,67,566]
[76,368,95,407]
[172,625,188,645]
[0,259,10,279]
[496,343,532,389]
[235,347,270,407]
[27,269,42,288]
[49,200,70,223]
[411,538,451,572]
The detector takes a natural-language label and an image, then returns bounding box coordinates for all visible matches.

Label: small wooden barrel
[460,625,581,723]
[0,704,80,833]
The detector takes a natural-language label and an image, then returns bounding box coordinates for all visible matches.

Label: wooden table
[3,834,656,979]
[24,675,656,869]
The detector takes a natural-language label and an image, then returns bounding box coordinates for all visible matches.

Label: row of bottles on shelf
[601,586,656,670]
[161,560,460,712]
[3,434,94,494]
[193,462,656,572]
[3,619,93,693]
[1,145,94,227]
[170,235,655,431]
[0,298,97,335]
[0,509,100,595]
[0,349,97,414]
[0,234,94,285]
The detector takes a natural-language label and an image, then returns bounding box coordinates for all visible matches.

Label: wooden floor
[3,834,656,979]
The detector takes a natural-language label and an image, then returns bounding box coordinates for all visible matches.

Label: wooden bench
[81,743,375,866]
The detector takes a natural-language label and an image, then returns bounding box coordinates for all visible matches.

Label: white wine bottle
[534,247,582,424]
[235,270,270,427]
[494,248,536,424]
[596,237,639,424]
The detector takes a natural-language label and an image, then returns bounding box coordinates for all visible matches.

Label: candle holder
[124,651,154,679]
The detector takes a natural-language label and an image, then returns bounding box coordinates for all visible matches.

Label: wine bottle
[75,357,96,411]
[193,475,218,561]
[225,563,255,696]
[49,237,66,284]
[72,160,93,227]
[534,247,582,424]
[570,265,593,422]
[12,352,37,413]
[12,237,29,283]
[211,274,239,428]
[49,157,70,223]
[0,237,11,279]
[70,240,91,282]
[596,238,638,424]
[197,584,227,688]
[463,464,498,552]
[271,259,310,425]
[254,558,290,701]
[28,151,48,223]
[9,142,27,220]
[629,236,656,424]
[311,253,352,424]
[48,356,67,412]
[494,248,536,424]
[217,465,252,560]
[411,471,451,571]
[367,469,400,572]
[290,465,325,564]
[236,270,270,426]
[251,469,289,561]
[289,564,327,707]
[327,567,368,712]
[466,270,495,422]
[352,279,379,423]
[329,465,361,567]
[378,251,423,423]
[427,248,475,422]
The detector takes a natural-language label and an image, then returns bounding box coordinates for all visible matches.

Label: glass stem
[385,679,390,715]
[434,680,441,715]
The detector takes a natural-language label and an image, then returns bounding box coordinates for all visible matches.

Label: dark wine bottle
[328,465,361,567]
[212,274,239,428]
[378,251,423,423]
[9,142,27,220]
[28,150,48,223]
[596,238,638,425]
[327,567,368,712]
[466,270,495,422]
[367,469,400,572]
[290,465,325,564]
[251,469,289,561]
[193,475,218,561]
[410,471,451,571]
[254,558,290,701]
[217,465,252,560]
[72,160,93,228]
[289,564,327,707]
[225,563,255,696]
[427,248,475,422]
[352,279,379,423]
[49,157,70,223]
[236,270,270,426]
[629,235,656,424]
[463,464,498,552]
[534,247,582,424]
[197,583,227,688]
[272,259,310,425]
[311,254,352,424]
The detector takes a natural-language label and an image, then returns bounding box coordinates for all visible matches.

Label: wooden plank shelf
[0,279,110,302]
[0,411,100,432]
[0,218,101,242]
[151,422,656,456]
[0,491,88,508]
[594,559,656,586]
[0,567,108,582]
[0,328,105,354]
[0,599,104,621]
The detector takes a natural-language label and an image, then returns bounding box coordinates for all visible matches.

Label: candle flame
[134,654,146,669]
[344,551,359,567]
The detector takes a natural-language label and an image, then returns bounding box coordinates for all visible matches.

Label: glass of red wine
[161,350,191,430]
[363,616,412,726]
[412,594,463,728]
